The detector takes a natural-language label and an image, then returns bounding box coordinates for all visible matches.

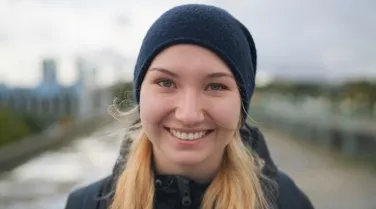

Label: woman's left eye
[206,83,227,91]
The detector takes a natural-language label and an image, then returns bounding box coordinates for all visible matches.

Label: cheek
[205,96,241,128]
[139,87,174,124]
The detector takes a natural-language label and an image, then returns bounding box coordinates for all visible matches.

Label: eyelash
[156,79,228,91]
[156,79,175,88]
[207,83,228,91]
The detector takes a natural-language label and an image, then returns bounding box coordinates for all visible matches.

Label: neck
[152,149,224,184]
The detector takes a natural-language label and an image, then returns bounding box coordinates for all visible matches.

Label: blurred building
[0,58,112,122]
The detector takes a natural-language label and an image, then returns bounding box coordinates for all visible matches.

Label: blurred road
[261,127,376,209]
[0,123,375,209]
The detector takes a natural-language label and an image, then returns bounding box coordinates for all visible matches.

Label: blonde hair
[109,105,275,209]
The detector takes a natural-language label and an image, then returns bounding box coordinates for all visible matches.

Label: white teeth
[188,133,194,139]
[194,132,199,138]
[170,129,207,140]
[181,132,187,139]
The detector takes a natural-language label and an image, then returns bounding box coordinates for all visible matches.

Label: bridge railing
[0,113,111,172]
[249,93,376,157]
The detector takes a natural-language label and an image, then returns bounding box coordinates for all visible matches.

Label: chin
[169,151,208,165]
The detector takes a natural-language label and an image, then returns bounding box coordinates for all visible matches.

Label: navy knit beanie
[133,4,257,122]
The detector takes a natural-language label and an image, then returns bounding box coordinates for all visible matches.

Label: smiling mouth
[165,127,214,141]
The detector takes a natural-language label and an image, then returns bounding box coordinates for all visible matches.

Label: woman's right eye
[157,79,175,88]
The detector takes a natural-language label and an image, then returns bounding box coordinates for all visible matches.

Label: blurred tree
[341,81,376,117]
[21,113,45,133]
[342,81,376,102]
[0,106,32,147]
[257,81,324,97]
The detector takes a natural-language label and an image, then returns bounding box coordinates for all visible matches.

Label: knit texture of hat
[133,4,257,121]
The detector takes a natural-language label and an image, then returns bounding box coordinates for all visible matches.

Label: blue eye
[157,79,175,88]
[207,83,227,91]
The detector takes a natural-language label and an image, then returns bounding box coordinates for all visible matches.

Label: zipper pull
[175,176,192,208]
[182,190,192,207]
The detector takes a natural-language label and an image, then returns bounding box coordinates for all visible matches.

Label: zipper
[175,176,192,209]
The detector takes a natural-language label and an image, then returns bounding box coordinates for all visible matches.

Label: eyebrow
[149,68,178,78]
[149,67,234,79]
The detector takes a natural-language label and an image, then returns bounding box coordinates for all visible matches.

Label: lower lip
[165,128,212,145]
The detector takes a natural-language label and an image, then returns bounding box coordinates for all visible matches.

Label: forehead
[149,44,232,75]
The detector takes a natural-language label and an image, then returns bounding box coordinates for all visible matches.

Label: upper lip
[166,127,213,132]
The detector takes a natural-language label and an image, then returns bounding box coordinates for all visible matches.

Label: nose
[174,90,204,126]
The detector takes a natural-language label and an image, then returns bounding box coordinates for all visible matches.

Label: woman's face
[139,44,241,168]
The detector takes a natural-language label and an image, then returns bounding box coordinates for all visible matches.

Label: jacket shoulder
[277,170,315,209]
[64,175,113,209]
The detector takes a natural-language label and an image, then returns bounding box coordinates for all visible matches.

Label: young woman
[65,4,314,209]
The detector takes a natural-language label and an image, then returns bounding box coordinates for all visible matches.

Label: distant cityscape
[0,57,112,122]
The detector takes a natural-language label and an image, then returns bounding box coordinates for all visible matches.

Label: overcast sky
[0,0,375,87]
